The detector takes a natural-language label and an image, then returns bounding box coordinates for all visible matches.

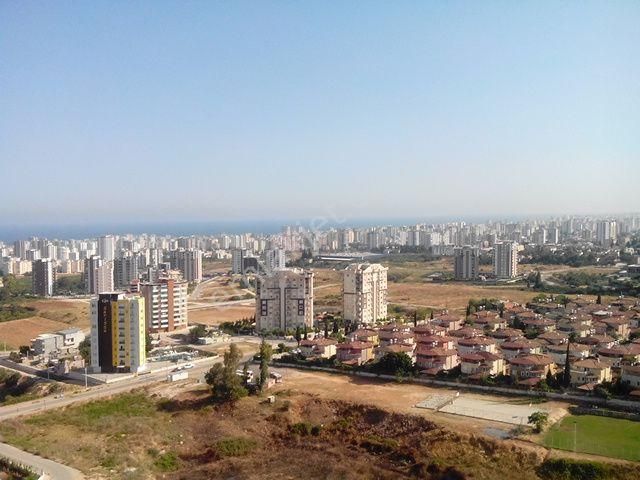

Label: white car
[183,363,194,369]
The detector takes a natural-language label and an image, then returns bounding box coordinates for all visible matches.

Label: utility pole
[84,366,88,389]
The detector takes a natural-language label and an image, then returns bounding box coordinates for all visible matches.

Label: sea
[0,214,534,242]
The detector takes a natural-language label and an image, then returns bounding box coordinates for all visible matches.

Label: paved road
[0,442,84,480]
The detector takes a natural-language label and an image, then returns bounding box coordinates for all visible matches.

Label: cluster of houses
[299,296,640,395]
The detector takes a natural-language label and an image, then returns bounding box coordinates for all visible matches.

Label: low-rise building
[299,338,338,359]
[509,354,556,387]
[460,351,506,377]
[621,366,640,389]
[336,341,374,365]
[570,358,612,387]
[415,347,459,374]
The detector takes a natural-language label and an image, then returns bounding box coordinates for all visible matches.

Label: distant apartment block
[453,246,479,280]
[114,252,143,289]
[85,255,114,294]
[97,235,115,261]
[169,249,202,283]
[596,220,617,247]
[32,258,56,296]
[343,263,388,325]
[494,242,518,279]
[255,268,314,331]
[90,293,146,373]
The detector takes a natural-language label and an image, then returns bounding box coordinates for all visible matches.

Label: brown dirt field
[188,305,255,325]
[275,368,567,435]
[388,282,538,314]
[0,316,77,348]
[202,259,231,275]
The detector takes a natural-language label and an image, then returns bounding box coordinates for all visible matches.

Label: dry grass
[2,385,636,480]
[388,283,539,314]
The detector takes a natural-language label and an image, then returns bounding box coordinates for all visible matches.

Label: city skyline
[2,1,639,223]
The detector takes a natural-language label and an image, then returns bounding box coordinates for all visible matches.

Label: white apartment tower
[255,268,314,332]
[264,248,286,273]
[494,242,519,279]
[98,235,115,262]
[453,246,479,280]
[85,255,115,294]
[343,263,388,325]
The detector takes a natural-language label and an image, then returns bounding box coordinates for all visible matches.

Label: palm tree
[563,331,578,387]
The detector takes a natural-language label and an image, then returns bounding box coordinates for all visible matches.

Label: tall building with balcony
[255,268,314,332]
[140,276,188,332]
[90,293,146,373]
[453,246,479,280]
[343,263,388,325]
[32,258,56,296]
[494,242,518,279]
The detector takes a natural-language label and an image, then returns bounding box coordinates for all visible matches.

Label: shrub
[215,437,258,457]
[154,452,180,472]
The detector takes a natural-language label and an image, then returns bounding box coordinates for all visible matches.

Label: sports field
[543,414,640,461]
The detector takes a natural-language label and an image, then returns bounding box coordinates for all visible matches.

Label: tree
[78,338,91,363]
[413,311,418,328]
[303,325,308,340]
[18,345,30,357]
[189,324,207,342]
[534,271,543,289]
[596,294,602,305]
[332,319,339,334]
[295,326,302,346]
[562,332,578,387]
[205,343,247,404]
[528,411,549,433]
[374,352,414,377]
[430,310,434,320]
[324,321,329,339]
[259,338,273,391]
[145,333,153,354]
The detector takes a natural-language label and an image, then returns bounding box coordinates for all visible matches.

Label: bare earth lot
[0,299,89,348]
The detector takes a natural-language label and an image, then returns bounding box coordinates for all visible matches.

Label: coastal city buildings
[343,263,388,325]
[168,249,203,283]
[85,255,115,294]
[90,292,147,373]
[255,268,314,331]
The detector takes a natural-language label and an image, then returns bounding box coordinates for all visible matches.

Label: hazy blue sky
[1,1,638,225]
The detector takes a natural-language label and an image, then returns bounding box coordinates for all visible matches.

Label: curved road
[0,442,84,480]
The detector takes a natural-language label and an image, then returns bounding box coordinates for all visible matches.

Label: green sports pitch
[543,414,640,462]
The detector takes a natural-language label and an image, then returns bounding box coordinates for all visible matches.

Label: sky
[1,1,639,226]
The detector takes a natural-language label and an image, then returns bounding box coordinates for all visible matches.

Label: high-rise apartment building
[114,252,143,289]
[596,220,617,247]
[32,258,56,296]
[264,248,286,273]
[343,263,388,325]
[90,293,146,373]
[494,242,519,279]
[140,276,188,332]
[255,268,314,331]
[85,255,115,294]
[453,246,479,280]
[232,248,247,274]
[98,235,115,261]
[169,249,202,283]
